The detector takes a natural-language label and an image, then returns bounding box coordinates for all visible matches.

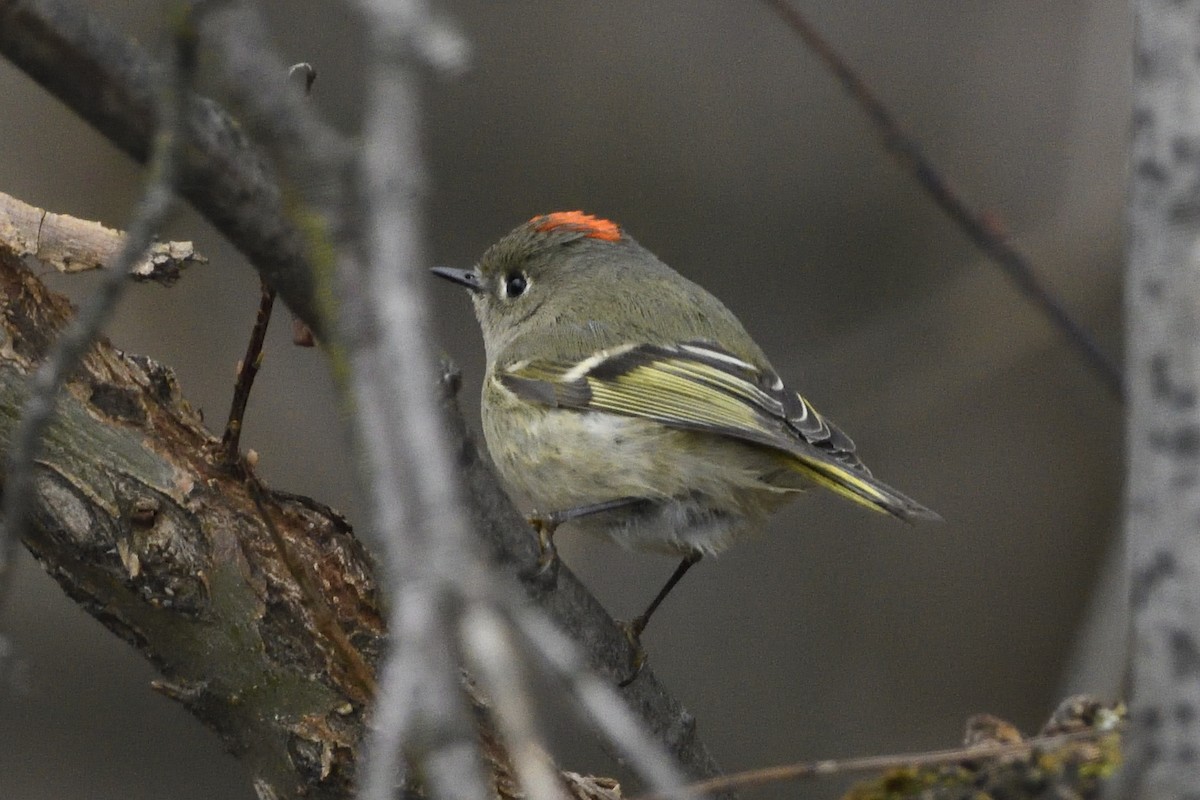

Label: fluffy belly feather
[482,384,803,555]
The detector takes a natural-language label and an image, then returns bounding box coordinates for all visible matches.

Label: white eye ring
[502,272,529,299]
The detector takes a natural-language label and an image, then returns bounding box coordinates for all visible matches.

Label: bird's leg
[618,552,702,687]
[528,496,646,575]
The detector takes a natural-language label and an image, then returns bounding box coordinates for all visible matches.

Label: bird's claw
[616,616,649,687]
[528,513,560,587]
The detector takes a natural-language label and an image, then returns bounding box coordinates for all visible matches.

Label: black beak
[430,266,482,293]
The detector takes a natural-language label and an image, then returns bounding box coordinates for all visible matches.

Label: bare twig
[0,1,194,631]
[514,609,696,799]
[634,725,1123,800]
[0,190,205,284]
[761,0,1123,401]
[221,280,276,466]
[338,3,490,798]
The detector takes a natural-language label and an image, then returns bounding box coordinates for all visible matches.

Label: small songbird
[433,211,938,657]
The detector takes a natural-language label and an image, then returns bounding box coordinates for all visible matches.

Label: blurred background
[0,2,1128,798]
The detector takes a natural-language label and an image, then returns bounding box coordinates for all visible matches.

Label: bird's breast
[481,376,801,555]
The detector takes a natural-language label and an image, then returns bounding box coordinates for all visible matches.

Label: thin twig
[221,280,276,466]
[349,3,697,798]
[0,1,195,626]
[633,725,1122,800]
[761,0,1124,401]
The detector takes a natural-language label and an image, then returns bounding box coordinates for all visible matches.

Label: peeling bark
[0,190,206,284]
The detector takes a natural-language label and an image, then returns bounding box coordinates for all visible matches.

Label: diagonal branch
[0,0,322,333]
[761,0,1124,401]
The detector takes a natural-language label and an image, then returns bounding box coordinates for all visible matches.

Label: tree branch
[761,0,1124,402]
[0,0,193,640]
[0,0,322,333]
[0,190,206,284]
[0,244,382,798]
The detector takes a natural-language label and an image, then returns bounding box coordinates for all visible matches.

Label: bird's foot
[527,512,560,587]
[616,615,649,688]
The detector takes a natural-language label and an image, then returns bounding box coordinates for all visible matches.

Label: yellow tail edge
[794,457,942,524]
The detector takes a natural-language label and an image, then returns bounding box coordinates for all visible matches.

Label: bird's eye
[503,272,528,299]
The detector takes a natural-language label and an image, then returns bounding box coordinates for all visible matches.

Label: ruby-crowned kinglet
[433,211,938,640]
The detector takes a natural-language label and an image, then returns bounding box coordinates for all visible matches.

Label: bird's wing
[496,341,938,522]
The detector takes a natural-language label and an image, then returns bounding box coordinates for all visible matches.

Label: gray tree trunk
[1122,1,1200,796]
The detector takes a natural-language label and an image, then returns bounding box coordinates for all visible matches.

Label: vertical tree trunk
[1123,2,1200,796]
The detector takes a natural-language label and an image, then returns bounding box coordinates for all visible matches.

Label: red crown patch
[530,211,621,242]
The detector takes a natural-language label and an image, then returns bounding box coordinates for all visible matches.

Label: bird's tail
[790,453,942,524]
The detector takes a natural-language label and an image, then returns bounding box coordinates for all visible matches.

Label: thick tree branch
[0,245,382,798]
[0,0,322,333]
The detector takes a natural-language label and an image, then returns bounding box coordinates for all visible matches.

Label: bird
[432,211,939,673]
